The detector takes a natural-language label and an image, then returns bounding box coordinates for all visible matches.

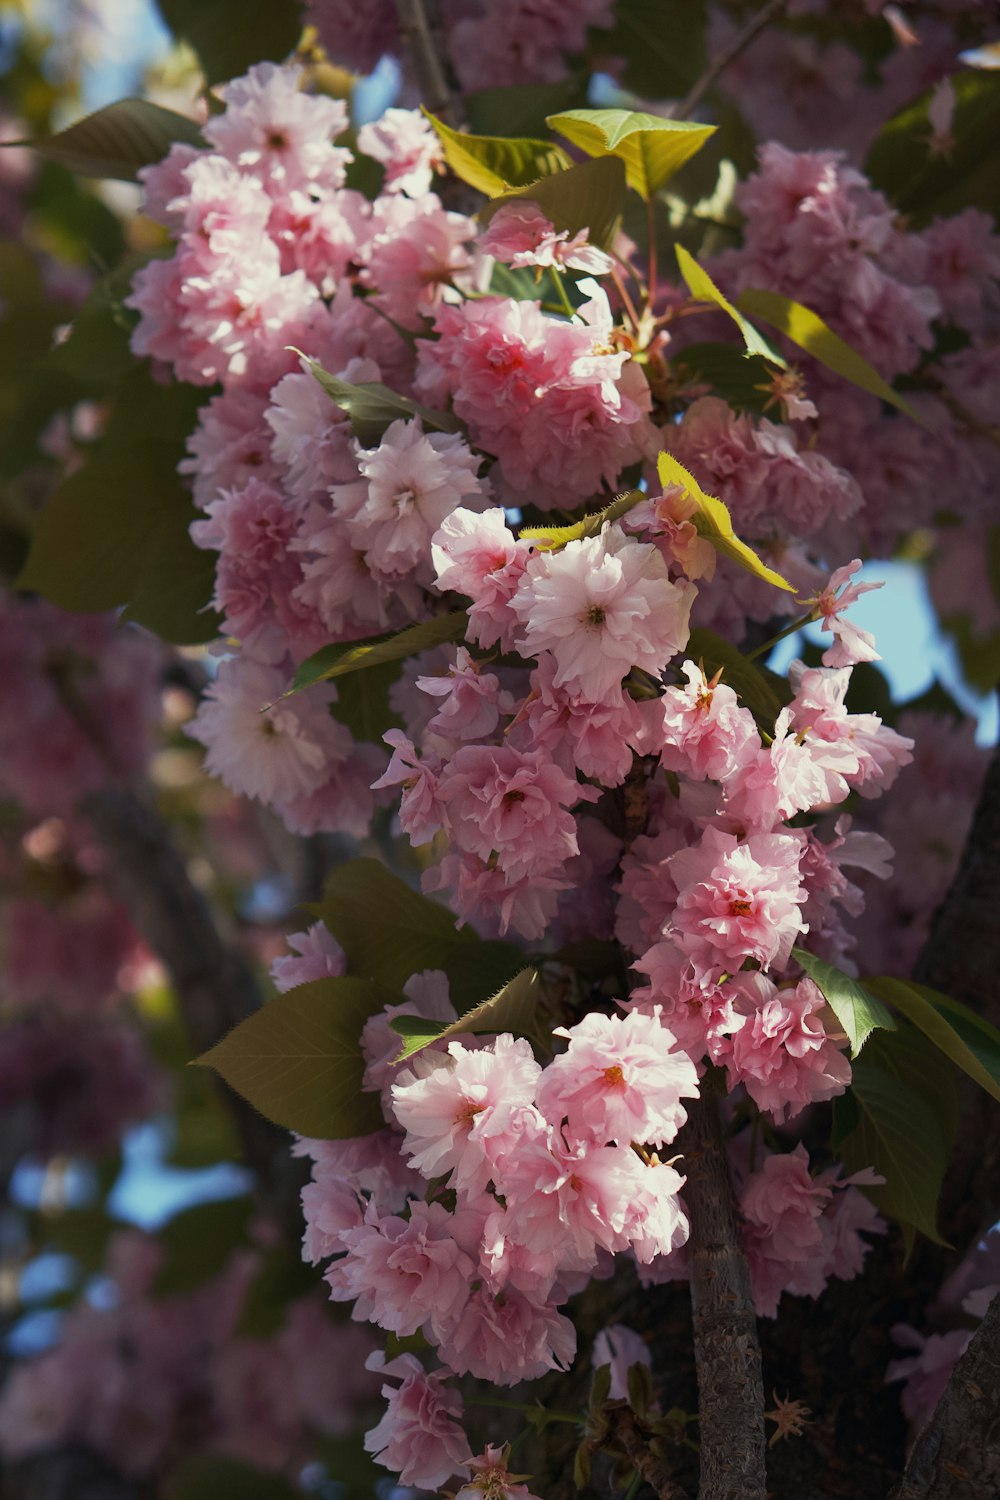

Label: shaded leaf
[734,288,918,419]
[793,948,896,1058]
[194,978,394,1139]
[165,1455,301,1500]
[39,254,147,385]
[520,489,642,550]
[671,340,773,413]
[155,0,303,87]
[313,858,476,994]
[685,627,788,732]
[153,1196,253,1296]
[422,109,569,197]
[329,657,403,743]
[301,354,462,446]
[8,98,204,180]
[656,451,794,590]
[479,154,627,251]
[675,245,784,365]
[291,612,469,695]
[236,1242,317,1338]
[466,79,586,139]
[865,976,1000,1105]
[391,966,542,1061]
[440,939,529,1012]
[547,107,715,199]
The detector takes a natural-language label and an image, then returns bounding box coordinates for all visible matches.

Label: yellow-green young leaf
[478,155,627,251]
[520,489,643,551]
[686,627,788,733]
[675,245,785,366]
[311,858,476,994]
[656,451,794,591]
[300,356,462,446]
[290,612,469,695]
[6,99,204,181]
[422,109,569,197]
[793,948,896,1058]
[733,289,919,420]
[193,977,394,1139]
[865,976,1000,1105]
[390,967,542,1061]
[546,108,715,199]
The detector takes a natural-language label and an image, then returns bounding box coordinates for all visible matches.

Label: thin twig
[394,0,460,124]
[671,0,787,121]
[610,1407,691,1500]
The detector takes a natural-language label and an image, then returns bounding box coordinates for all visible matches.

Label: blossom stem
[549,266,577,320]
[611,263,642,332]
[744,611,813,662]
[672,0,787,121]
[647,193,658,313]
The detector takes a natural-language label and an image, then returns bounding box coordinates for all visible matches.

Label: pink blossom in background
[364,1351,470,1488]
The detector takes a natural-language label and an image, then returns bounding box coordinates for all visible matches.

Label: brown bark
[609,1407,691,1500]
[83,785,304,1241]
[892,1290,1000,1500]
[678,1093,766,1500]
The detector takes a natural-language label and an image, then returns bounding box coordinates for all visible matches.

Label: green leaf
[865,977,1000,1105]
[301,354,463,446]
[837,1027,956,1244]
[236,1242,318,1338]
[656,450,794,591]
[547,108,715,200]
[329,657,403,743]
[479,154,627,251]
[39,254,147,386]
[313,858,476,994]
[6,99,204,181]
[439,939,529,1012]
[421,108,569,197]
[866,71,1000,227]
[733,288,918,420]
[671,341,773,413]
[291,612,469,695]
[793,949,896,1058]
[153,1196,253,1296]
[674,245,784,365]
[465,79,587,139]
[390,966,542,1061]
[685,627,788,732]
[519,489,643,550]
[155,0,303,87]
[165,1455,302,1500]
[193,978,394,1139]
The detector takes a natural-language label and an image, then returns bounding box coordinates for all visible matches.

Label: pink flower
[357,108,443,197]
[803,559,883,668]
[424,850,567,941]
[363,1351,471,1489]
[592,1325,652,1401]
[432,507,532,650]
[371,730,444,845]
[456,1444,544,1500]
[480,201,613,275]
[437,1284,576,1385]
[270,922,346,992]
[725,974,851,1122]
[655,660,759,782]
[628,482,717,580]
[361,193,480,328]
[667,826,808,974]
[203,63,350,195]
[417,647,508,744]
[741,1145,829,1316]
[435,744,588,883]
[535,1009,699,1148]
[722,707,857,832]
[788,662,913,797]
[512,655,644,786]
[509,529,695,702]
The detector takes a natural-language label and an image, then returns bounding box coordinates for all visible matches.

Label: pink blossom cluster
[0,1230,379,1479]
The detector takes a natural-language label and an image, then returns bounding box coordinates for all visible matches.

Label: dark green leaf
[479,155,627,252]
[685,628,789,733]
[422,109,570,197]
[466,80,587,139]
[236,1242,318,1338]
[301,354,463,446]
[165,1455,301,1500]
[194,978,395,1139]
[40,255,148,385]
[865,976,1000,1105]
[440,939,529,1011]
[866,71,1000,227]
[329,657,403,743]
[7,99,204,181]
[794,949,896,1058]
[671,341,773,413]
[153,1196,253,1296]
[733,288,918,420]
[390,966,542,1061]
[547,108,715,200]
[313,858,476,993]
[291,612,469,694]
[155,0,303,87]
[596,0,707,103]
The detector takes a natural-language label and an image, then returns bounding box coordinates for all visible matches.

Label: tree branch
[671,0,786,120]
[891,1290,1000,1500]
[609,1407,691,1500]
[82,785,304,1240]
[394,0,460,123]
[679,1092,766,1500]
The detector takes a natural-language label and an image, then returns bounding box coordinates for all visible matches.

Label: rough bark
[678,1093,766,1500]
[83,785,304,1241]
[609,1408,691,1500]
[892,1290,1000,1500]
